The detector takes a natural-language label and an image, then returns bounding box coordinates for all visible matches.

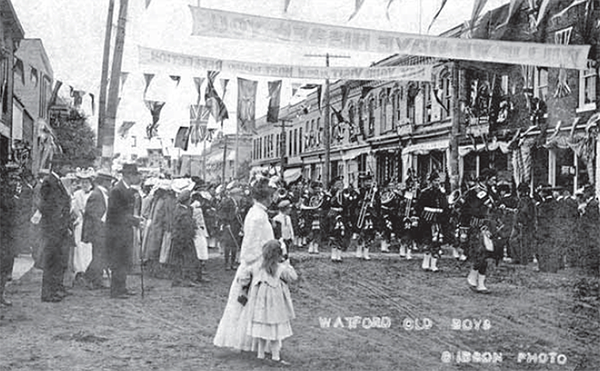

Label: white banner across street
[138,46,433,81]
[189,6,590,70]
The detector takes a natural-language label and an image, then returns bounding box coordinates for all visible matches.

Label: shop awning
[284,168,302,184]
[206,152,223,165]
[459,141,511,157]
[402,139,449,156]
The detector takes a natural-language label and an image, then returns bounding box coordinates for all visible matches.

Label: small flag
[284,0,292,12]
[348,0,366,21]
[143,73,155,98]
[145,0,152,9]
[89,93,95,115]
[428,0,449,33]
[118,121,136,138]
[205,71,228,122]
[193,77,204,104]
[267,80,282,123]
[145,100,165,139]
[174,126,190,151]
[237,77,258,134]
[170,75,181,87]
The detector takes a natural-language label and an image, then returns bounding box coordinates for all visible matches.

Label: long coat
[82,186,107,246]
[105,180,137,268]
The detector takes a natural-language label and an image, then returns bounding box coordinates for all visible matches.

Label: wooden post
[97,0,115,152]
[102,0,128,166]
[449,62,461,191]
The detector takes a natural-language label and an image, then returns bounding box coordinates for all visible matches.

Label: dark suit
[106,180,137,297]
[39,172,72,301]
[82,185,109,287]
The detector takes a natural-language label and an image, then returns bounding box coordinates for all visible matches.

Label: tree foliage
[50,108,98,169]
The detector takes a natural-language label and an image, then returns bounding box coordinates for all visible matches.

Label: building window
[368,97,375,137]
[554,27,572,45]
[358,100,365,136]
[423,82,432,123]
[293,128,298,155]
[407,85,416,124]
[579,67,597,110]
[440,72,451,120]
[535,67,548,101]
[379,92,387,134]
[391,89,399,130]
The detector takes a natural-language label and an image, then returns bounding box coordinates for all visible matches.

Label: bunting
[170,75,181,87]
[174,126,190,151]
[348,0,366,21]
[143,73,155,98]
[428,0,449,33]
[284,0,292,12]
[90,93,95,116]
[120,72,129,93]
[49,80,63,107]
[237,77,258,134]
[220,79,229,98]
[205,71,228,122]
[267,80,282,123]
[72,90,84,107]
[145,101,166,139]
[341,84,350,110]
[118,121,136,138]
[496,0,526,29]
[193,77,204,104]
[145,0,152,9]
[470,0,489,30]
[14,58,25,85]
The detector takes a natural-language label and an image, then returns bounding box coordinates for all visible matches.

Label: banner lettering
[188,6,590,70]
[138,46,432,81]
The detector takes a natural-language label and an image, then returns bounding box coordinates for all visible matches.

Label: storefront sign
[189,6,590,70]
[138,46,432,81]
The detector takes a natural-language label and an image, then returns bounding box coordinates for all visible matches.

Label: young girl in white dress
[238,239,297,365]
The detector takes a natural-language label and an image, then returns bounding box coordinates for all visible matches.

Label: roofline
[2,0,25,40]
[21,38,54,77]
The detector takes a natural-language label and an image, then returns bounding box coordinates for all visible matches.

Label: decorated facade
[251,0,600,196]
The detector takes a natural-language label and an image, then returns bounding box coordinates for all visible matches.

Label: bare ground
[1,250,598,371]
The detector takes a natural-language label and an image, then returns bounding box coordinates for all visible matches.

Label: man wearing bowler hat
[106,163,142,299]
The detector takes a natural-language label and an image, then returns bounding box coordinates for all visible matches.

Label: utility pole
[449,62,462,191]
[102,0,128,167]
[304,53,350,190]
[97,0,115,153]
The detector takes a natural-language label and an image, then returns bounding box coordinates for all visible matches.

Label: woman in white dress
[71,168,95,280]
[213,177,275,351]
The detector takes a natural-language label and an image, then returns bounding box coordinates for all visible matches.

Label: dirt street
[1,250,598,371]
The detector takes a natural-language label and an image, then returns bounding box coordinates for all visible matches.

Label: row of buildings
[241,0,600,194]
[0,0,58,173]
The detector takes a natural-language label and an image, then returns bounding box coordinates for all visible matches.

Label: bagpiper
[456,168,499,293]
[355,174,377,261]
[418,171,448,272]
[398,170,420,260]
[326,176,346,262]
[377,181,400,253]
[302,181,325,254]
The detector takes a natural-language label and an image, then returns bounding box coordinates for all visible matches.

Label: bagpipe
[402,185,420,230]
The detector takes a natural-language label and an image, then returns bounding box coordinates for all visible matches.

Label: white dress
[239,262,297,343]
[213,201,274,350]
[191,200,209,260]
[72,189,92,273]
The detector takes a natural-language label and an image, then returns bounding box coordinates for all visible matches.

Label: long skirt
[213,260,257,351]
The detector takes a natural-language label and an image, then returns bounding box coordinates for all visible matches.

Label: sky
[11,0,509,156]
